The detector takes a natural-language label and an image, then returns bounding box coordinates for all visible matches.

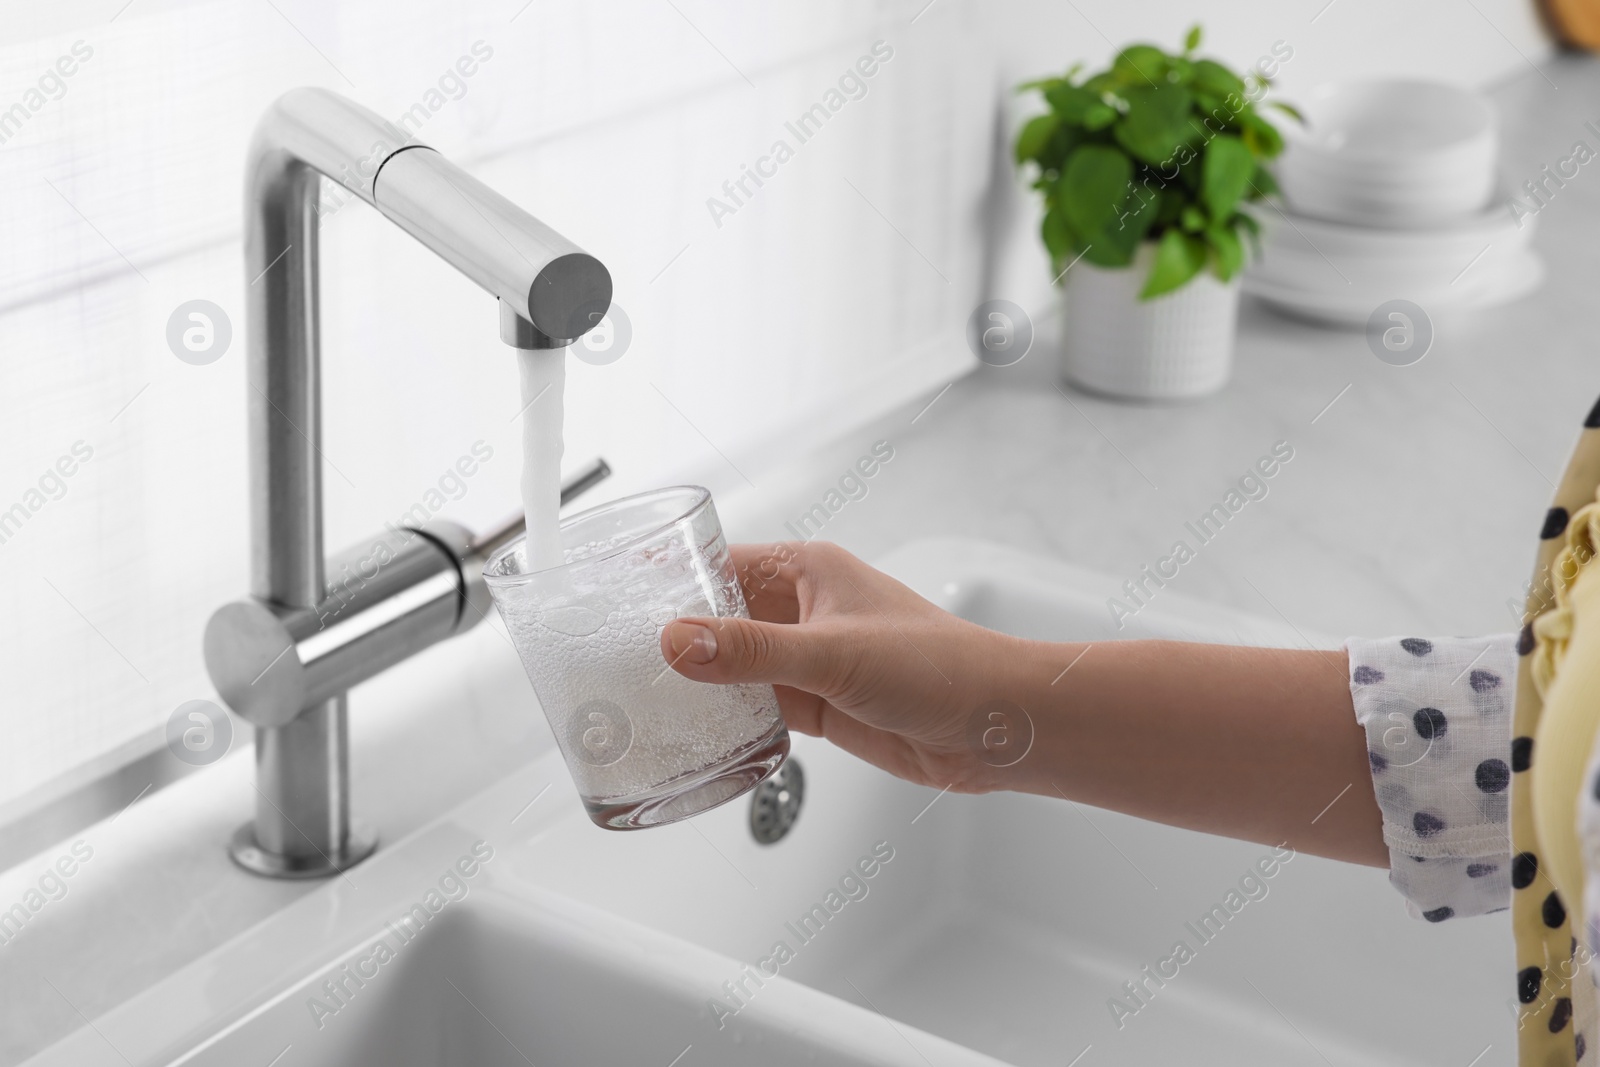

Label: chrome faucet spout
[208,88,611,879]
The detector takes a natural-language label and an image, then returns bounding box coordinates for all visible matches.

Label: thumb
[660,616,844,693]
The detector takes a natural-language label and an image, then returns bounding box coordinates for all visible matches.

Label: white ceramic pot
[1060,241,1241,401]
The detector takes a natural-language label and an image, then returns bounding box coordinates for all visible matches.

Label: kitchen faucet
[202,88,612,878]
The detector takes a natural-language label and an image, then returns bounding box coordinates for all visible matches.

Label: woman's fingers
[771,684,825,735]
[660,615,853,698]
[729,542,803,624]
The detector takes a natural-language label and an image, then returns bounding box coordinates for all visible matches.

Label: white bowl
[1280,161,1496,226]
[1243,251,1542,327]
[1291,79,1495,161]
[1273,195,1528,252]
[1279,79,1498,227]
[1253,201,1530,289]
[1242,197,1540,325]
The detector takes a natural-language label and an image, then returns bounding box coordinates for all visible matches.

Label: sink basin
[26,819,1001,1067]
[165,885,981,1067]
[509,539,1513,1066]
[23,538,1512,1067]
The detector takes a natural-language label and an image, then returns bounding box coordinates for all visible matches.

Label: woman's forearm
[667,542,1389,868]
[987,638,1388,867]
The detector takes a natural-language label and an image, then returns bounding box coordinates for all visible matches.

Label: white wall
[0,0,1552,810]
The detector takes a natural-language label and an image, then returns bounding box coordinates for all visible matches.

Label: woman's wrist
[953,633,1085,795]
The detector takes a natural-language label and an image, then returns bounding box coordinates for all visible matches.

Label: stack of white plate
[1243,79,1542,327]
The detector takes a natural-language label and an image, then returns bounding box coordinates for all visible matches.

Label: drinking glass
[483,485,789,829]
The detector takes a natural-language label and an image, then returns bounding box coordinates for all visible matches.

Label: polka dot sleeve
[1346,634,1518,922]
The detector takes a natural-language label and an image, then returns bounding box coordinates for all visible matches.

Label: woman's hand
[659,540,1388,866]
[659,541,1024,794]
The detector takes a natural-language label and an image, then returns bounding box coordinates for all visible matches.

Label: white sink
[25,817,998,1067]
[23,538,1512,1066]
[168,886,977,1067]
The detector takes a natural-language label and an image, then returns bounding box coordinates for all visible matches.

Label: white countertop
[3,54,1596,1067]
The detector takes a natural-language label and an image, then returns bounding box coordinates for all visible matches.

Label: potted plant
[1015,26,1296,399]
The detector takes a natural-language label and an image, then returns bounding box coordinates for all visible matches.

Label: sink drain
[749,757,804,844]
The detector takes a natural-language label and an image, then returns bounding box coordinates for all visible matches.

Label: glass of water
[483,486,789,829]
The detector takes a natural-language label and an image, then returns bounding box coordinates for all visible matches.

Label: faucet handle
[205,458,612,727]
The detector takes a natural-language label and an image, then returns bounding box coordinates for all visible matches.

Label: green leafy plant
[1015,26,1299,299]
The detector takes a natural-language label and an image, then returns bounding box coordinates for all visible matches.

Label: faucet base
[227,821,377,880]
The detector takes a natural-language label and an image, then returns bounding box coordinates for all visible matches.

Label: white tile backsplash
[0,0,991,809]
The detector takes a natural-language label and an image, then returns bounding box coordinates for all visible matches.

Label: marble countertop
[4,53,1597,1067]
